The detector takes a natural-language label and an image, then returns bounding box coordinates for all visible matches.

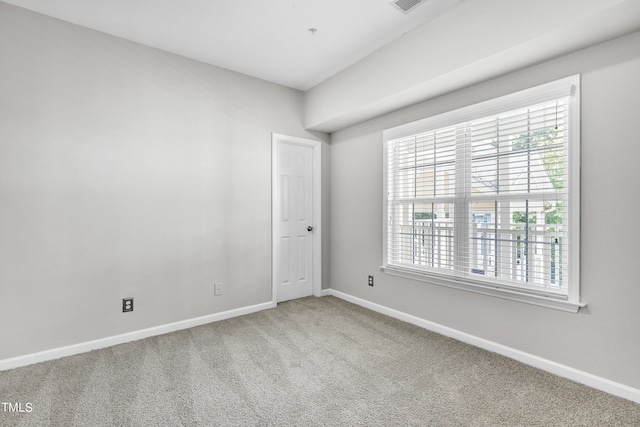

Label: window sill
[380,265,586,313]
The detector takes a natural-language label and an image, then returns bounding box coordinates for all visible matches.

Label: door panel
[276,142,313,302]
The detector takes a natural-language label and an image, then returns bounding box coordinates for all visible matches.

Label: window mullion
[454,124,470,277]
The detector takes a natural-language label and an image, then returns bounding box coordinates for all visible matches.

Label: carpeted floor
[1,296,640,426]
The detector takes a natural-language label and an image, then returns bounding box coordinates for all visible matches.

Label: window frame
[382,75,583,313]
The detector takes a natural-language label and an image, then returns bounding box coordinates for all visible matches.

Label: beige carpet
[1,296,639,426]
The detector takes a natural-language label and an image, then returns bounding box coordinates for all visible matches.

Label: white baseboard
[0,300,276,372]
[326,289,640,404]
[319,288,332,297]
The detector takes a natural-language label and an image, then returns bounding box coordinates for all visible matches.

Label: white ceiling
[1,0,462,91]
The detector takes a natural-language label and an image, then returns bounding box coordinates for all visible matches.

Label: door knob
[307,226,314,232]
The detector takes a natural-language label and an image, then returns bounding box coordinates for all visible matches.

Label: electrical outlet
[368,275,374,287]
[122,297,134,312]
[214,283,224,296]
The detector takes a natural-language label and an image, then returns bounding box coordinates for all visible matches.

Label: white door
[275,141,314,302]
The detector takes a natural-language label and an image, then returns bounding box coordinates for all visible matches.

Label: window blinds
[384,76,580,303]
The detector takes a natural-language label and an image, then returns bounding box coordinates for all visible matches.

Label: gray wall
[330,31,640,389]
[0,3,329,360]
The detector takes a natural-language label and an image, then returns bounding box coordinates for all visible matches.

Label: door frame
[272,133,322,303]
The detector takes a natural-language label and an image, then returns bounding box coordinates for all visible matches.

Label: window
[382,76,582,312]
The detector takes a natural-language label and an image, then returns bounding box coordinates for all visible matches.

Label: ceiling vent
[391,0,425,14]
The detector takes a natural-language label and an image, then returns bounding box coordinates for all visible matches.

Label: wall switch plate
[122,297,134,312]
[368,275,374,287]
[214,283,224,296]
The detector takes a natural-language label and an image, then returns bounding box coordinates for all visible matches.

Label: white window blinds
[383,76,582,311]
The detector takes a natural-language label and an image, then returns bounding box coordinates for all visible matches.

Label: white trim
[324,289,640,404]
[272,133,322,301]
[0,301,275,371]
[567,75,581,304]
